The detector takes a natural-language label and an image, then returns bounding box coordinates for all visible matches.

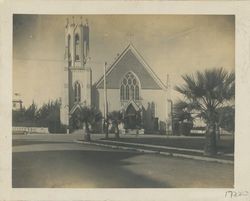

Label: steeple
[61,16,92,130]
[64,16,90,68]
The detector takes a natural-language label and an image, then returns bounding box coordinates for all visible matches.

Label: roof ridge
[95,43,166,90]
[95,43,131,87]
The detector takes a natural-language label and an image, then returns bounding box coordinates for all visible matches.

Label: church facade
[60,18,172,134]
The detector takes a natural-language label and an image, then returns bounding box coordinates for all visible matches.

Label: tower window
[67,35,72,66]
[74,81,81,102]
[120,72,140,101]
[75,34,80,61]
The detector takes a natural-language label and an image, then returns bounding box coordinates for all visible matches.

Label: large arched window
[75,34,80,61]
[74,81,81,102]
[120,72,140,101]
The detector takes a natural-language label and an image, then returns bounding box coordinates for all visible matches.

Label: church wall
[95,87,169,132]
[60,64,69,127]
[96,89,121,114]
[140,89,168,131]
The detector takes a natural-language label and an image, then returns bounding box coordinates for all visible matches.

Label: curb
[98,139,204,153]
[74,140,234,164]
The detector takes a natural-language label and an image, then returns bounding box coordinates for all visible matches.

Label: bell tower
[60,16,92,131]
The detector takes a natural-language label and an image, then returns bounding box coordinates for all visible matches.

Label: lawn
[103,135,234,154]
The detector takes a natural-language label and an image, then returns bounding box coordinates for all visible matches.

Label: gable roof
[95,43,166,90]
[122,99,141,112]
[69,103,82,115]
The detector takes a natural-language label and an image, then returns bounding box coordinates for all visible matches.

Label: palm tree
[77,106,102,141]
[175,68,235,155]
[108,110,124,139]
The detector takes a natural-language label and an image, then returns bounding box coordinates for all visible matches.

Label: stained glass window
[120,72,140,101]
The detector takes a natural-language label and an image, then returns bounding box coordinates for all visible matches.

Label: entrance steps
[122,129,144,135]
[71,129,84,134]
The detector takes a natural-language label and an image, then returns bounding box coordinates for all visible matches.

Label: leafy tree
[217,106,235,133]
[175,68,235,155]
[13,102,39,126]
[13,100,66,133]
[36,100,64,133]
[12,107,26,125]
[24,101,38,121]
[173,101,194,135]
[108,110,124,139]
[77,106,102,141]
[103,118,109,139]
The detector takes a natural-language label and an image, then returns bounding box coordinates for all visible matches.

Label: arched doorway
[124,104,141,129]
[71,108,83,129]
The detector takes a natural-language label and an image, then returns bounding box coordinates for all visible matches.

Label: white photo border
[1,1,250,201]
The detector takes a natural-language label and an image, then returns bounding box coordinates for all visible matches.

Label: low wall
[12,126,49,134]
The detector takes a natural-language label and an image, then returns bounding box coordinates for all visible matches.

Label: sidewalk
[75,137,234,164]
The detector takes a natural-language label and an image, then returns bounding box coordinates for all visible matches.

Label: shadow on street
[13,149,169,188]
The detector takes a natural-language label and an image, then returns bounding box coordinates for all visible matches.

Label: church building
[60,18,172,134]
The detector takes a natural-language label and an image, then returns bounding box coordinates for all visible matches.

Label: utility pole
[166,74,173,135]
[104,62,109,138]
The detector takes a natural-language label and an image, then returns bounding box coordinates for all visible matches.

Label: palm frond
[175,67,235,122]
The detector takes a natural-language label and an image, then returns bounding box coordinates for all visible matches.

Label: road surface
[12,134,234,188]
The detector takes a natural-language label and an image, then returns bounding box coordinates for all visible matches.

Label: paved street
[12,134,234,188]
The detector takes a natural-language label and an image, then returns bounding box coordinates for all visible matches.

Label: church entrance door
[125,104,138,129]
[71,108,83,130]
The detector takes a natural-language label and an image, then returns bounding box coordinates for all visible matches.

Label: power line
[13,58,64,62]
[13,57,104,64]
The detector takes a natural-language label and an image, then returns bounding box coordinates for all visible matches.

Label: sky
[13,14,235,107]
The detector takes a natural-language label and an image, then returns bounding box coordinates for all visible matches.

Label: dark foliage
[108,110,124,139]
[173,100,194,135]
[217,106,235,133]
[12,100,67,133]
[175,68,235,155]
[73,106,102,141]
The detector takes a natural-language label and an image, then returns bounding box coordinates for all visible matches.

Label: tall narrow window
[135,85,139,100]
[125,85,129,100]
[75,34,80,61]
[120,72,140,101]
[68,35,71,66]
[120,85,124,100]
[74,81,81,102]
[130,85,135,99]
